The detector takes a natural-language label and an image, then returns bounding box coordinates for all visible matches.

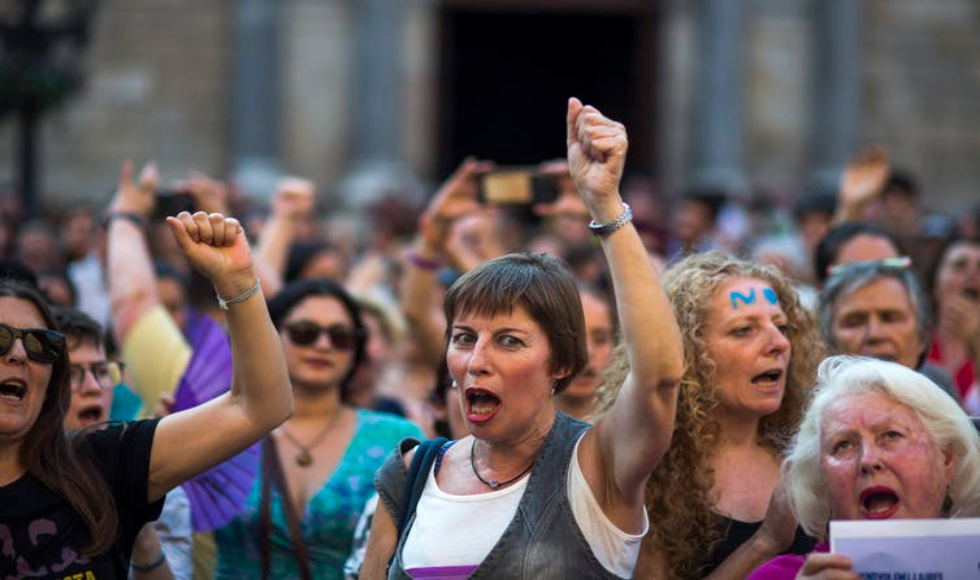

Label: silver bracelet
[216,279,261,311]
[588,202,633,237]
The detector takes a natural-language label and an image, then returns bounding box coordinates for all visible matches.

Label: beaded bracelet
[216,279,261,311]
[588,202,633,237]
[130,550,166,573]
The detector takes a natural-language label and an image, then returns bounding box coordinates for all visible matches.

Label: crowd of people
[2,97,980,580]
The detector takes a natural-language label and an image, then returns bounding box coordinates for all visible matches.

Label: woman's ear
[942,443,957,484]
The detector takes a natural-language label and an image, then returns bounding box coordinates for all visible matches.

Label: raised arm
[147,211,293,502]
[107,161,161,342]
[255,177,316,281]
[400,158,492,367]
[834,147,889,225]
[569,98,683,524]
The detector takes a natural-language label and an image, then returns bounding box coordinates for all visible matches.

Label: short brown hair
[443,253,587,393]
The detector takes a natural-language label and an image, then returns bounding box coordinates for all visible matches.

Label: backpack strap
[396,437,449,536]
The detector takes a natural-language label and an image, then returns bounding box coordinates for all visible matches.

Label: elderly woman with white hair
[748,356,980,579]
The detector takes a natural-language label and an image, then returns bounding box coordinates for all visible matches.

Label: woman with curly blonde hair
[600,251,824,578]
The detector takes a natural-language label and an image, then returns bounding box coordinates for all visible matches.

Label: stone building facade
[1,0,977,216]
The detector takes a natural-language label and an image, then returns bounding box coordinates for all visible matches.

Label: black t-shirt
[0,419,164,579]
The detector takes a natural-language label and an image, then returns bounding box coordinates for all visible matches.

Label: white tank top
[401,435,649,578]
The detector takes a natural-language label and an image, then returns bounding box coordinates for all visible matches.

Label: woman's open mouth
[76,404,104,426]
[860,486,900,519]
[465,388,501,423]
[0,379,27,403]
[751,369,783,389]
[963,286,979,302]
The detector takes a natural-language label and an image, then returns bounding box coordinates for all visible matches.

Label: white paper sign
[830,519,980,579]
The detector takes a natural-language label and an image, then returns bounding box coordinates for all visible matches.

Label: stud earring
[451,380,458,389]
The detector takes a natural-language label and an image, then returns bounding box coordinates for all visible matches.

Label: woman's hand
[420,157,494,249]
[109,160,158,220]
[166,211,255,300]
[938,294,980,345]
[755,480,800,556]
[795,553,859,580]
[271,176,316,222]
[566,97,628,217]
[179,171,231,216]
[835,147,888,224]
[532,160,590,220]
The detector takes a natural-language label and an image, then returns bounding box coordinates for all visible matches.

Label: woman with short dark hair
[362,98,684,579]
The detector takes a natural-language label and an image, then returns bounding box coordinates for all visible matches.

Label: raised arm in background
[399,158,493,368]
[833,147,889,225]
[107,161,161,342]
[254,176,316,284]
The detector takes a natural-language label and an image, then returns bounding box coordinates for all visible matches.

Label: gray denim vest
[375,411,629,579]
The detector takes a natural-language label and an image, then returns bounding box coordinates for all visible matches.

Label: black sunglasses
[283,321,361,351]
[0,323,65,364]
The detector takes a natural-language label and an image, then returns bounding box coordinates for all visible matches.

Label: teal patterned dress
[214,409,423,579]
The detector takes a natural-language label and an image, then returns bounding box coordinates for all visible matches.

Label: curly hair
[598,251,823,578]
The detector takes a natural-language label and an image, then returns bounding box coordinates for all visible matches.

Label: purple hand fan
[172,311,260,532]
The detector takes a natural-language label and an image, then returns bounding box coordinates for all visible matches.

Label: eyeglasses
[826,255,912,278]
[69,361,125,391]
[0,323,64,364]
[283,321,361,351]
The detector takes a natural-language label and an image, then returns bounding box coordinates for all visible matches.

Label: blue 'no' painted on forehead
[730,286,779,309]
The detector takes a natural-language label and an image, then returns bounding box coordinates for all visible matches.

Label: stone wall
[0,0,234,212]
[2,0,978,216]
[862,0,980,213]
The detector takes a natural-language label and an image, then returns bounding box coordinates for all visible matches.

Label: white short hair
[784,355,980,539]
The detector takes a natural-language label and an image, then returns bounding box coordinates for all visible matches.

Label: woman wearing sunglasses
[0,211,293,578]
[213,278,422,580]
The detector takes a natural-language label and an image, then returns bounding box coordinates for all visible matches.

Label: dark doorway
[437,5,657,178]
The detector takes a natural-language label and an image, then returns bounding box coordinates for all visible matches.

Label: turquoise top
[214,409,423,579]
[110,383,143,421]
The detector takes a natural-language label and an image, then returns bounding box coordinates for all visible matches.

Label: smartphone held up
[478,168,559,207]
[153,189,196,221]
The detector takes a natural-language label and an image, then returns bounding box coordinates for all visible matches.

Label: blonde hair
[785,356,980,540]
[598,251,823,578]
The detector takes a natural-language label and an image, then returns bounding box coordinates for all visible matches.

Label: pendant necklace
[470,439,536,490]
[279,410,343,467]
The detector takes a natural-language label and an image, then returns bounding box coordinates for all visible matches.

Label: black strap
[396,437,448,536]
[259,437,314,580]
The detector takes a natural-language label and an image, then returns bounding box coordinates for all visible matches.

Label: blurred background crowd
[2,1,980,579]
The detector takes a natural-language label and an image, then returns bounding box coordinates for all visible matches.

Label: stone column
[338,0,420,211]
[689,0,747,195]
[231,0,282,198]
[809,0,860,190]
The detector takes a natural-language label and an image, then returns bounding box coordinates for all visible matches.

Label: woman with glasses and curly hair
[600,251,825,579]
[0,210,293,578]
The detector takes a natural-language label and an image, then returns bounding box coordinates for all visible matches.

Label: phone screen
[480,170,534,205]
[153,190,196,221]
[479,169,558,206]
